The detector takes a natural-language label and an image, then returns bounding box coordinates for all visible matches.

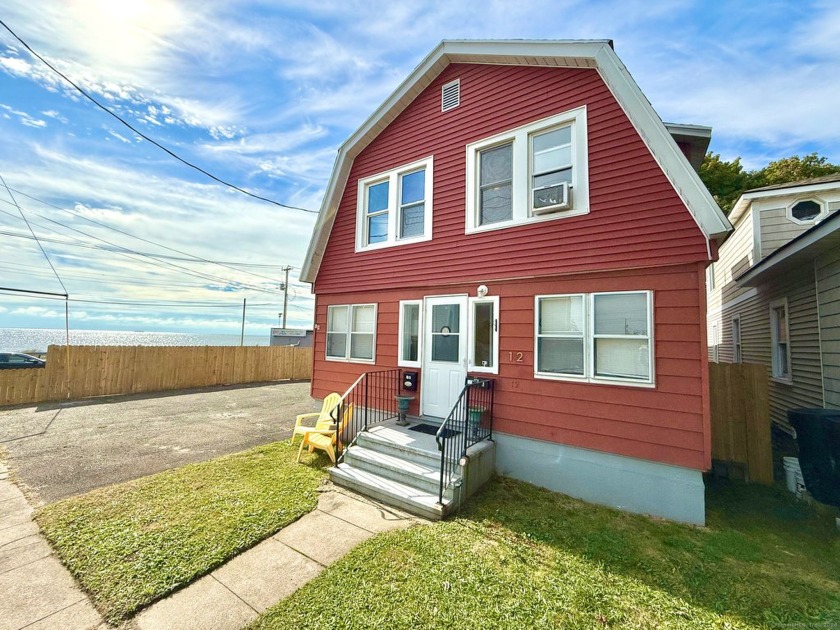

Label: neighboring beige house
[707,174,840,432]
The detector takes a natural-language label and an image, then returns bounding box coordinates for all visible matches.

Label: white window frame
[468,296,499,374]
[465,107,589,234]
[534,290,654,387]
[355,156,434,252]
[707,262,716,292]
[731,315,742,364]
[770,298,791,382]
[397,300,422,368]
[711,324,719,363]
[786,197,827,226]
[325,303,377,364]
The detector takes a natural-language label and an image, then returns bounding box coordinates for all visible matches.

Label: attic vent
[441,79,460,112]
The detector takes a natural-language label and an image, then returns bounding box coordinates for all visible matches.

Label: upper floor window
[356,157,434,251]
[787,198,826,225]
[466,107,589,233]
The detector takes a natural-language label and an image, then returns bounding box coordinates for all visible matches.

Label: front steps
[329,421,495,521]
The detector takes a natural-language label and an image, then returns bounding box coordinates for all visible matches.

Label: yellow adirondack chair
[297,403,353,464]
[292,392,341,444]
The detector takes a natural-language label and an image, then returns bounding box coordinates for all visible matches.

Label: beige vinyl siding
[707,208,755,362]
[817,246,840,408]
[721,267,824,431]
[759,206,814,258]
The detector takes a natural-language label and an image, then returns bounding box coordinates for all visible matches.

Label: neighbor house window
[469,296,499,374]
[466,107,589,232]
[535,291,653,386]
[770,299,791,381]
[707,262,716,292]
[732,316,742,363]
[326,304,377,362]
[787,198,825,224]
[356,157,433,250]
[398,300,421,367]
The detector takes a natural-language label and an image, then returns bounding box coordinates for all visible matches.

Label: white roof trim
[301,39,732,284]
[729,180,840,224]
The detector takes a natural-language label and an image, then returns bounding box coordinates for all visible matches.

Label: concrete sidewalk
[0,463,104,630]
[1,468,419,630]
[132,487,419,629]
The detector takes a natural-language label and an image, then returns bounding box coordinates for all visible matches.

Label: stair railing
[334,368,401,463]
[435,377,494,503]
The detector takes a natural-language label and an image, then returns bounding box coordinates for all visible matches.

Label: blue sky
[1,0,838,337]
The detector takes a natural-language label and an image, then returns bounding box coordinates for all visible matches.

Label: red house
[300,40,731,524]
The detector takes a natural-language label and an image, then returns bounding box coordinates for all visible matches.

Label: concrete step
[330,464,452,521]
[344,445,458,499]
[355,430,441,468]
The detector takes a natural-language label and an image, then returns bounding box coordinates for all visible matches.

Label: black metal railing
[334,368,401,462]
[435,377,495,503]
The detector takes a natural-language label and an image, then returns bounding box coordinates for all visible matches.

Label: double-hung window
[535,291,653,386]
[770,299,791,381]
[326,304,377,363]
[356,157,433,251]
[466,107,588,232]
[731,315,742,363]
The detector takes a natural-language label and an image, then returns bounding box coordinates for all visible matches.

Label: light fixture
[459,455,470,467]
[477,285,488,297]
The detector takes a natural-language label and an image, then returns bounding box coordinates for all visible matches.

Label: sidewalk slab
[0,496,33,531]
[23,599,103,630]
[317,490,418,533]
[134,574,257,630]
[213,538,323,612]
[0,536,52,574]
[273,509,372,566]
[0,556,91,630]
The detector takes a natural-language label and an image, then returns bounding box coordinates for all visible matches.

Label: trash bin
[788,408,840,507]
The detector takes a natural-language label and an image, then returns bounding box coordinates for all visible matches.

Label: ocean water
[0,328,270,353]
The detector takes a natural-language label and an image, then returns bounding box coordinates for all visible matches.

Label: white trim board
[300,39,732,284]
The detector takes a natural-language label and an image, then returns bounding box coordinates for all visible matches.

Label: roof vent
[441,79,460,112]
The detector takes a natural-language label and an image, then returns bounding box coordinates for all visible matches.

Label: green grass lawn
[251,477,840,630]
[36,440,328,622]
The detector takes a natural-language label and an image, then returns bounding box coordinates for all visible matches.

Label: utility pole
[281,265,292,328]
[240,298,246,346]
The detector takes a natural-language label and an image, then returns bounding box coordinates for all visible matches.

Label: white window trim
[325,303,377,364]
[355,156,434,252]
[770,298,792,383]
[731,315,742,364]
[534,291,655,388]
[465,107,589,234]
[397,300,422,368]
[468,296,499,374]
[786,197,827,226]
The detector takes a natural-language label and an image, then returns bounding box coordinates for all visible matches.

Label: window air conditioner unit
[532,181,571,215]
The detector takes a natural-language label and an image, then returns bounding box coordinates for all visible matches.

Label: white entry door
[421,295,468,418]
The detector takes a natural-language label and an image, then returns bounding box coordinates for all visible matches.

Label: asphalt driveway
[0,382,318,504]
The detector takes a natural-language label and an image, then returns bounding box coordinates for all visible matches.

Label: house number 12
[508,351,524,363]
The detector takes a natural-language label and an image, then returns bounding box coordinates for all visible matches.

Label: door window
[431,303,461,362]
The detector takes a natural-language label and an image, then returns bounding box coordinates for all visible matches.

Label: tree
[699,153,752,213]
[699,152,840,214]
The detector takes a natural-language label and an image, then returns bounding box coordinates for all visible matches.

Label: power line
[0,290,274,308]
[0,172,68,296]
[0,19,318,215]
[4,186,295,284]
[0,205,288,296]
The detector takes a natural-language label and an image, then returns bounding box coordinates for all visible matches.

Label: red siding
[314,63,708,295]
[311,264,710,471]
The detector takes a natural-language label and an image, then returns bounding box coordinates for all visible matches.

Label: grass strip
[251,477,840,630]
[37,440,328,622]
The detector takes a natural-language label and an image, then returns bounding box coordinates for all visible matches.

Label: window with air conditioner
[466,107,589,233]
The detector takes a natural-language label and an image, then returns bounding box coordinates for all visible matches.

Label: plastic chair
[297,403,353,464]
[292,392,341,444]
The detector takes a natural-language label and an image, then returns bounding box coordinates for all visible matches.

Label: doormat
[409,423,460,439]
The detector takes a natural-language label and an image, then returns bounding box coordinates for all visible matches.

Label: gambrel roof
[301,39,732,283]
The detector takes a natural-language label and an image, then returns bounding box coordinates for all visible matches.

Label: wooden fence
[0,345,312,407]
[709,362,772,484]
